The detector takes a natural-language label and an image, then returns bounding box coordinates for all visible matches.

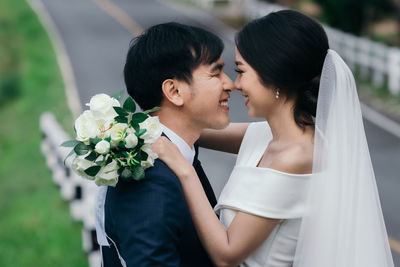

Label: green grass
[0,0,87,266]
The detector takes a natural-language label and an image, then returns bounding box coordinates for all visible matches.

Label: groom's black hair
[124,22,224,110]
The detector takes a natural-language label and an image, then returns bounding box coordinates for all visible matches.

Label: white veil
[293,50,394,266]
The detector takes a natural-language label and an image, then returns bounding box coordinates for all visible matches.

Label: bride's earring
[275,88,280,99]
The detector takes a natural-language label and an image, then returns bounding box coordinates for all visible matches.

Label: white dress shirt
[160,123,195,164]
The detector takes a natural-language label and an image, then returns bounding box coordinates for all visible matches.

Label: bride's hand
[151,137,193,178]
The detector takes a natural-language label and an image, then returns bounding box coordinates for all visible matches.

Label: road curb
[361,103,400,139]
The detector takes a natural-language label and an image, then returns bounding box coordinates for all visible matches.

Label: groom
[100,22,234,266]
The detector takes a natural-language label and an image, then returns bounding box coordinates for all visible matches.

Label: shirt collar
[160,123,195,164]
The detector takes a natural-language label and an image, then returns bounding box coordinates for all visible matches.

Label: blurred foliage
[0,0,86,266]
[311,0,395,35]
[0,3,21,105]
[262,0,400,46]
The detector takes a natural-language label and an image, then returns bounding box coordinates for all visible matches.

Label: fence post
[388,48,400,95]
[370,43,388,88]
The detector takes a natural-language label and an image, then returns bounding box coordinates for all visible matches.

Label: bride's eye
[234,68,243,74]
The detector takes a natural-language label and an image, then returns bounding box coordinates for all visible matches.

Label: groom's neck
[156,110,201,147]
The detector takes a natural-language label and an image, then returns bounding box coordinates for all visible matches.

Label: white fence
[198,0,400,95]
[40,112,100,267]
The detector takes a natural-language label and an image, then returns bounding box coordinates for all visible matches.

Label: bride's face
[234,48,277,118]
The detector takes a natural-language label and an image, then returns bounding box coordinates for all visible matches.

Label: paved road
[39,0,400,263]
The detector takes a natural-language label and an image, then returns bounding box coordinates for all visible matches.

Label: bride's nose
[234,76,241,90]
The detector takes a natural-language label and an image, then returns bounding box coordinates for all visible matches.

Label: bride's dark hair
[236,10,329,129]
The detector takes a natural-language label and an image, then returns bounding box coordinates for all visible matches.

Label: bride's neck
[266,104,313,143]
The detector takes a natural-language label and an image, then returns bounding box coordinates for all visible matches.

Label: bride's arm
[198,123,249,154]
[178,166,280,267]
[152,137,280,267]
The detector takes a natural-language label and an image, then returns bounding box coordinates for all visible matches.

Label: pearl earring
[275,88,280,99]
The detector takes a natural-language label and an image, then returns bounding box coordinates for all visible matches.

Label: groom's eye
[211,71,221,77]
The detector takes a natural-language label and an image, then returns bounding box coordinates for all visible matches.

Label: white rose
[95,140,110,154]
[139,116,162,143]
[126,127,135,135]
[125,134,138,148]
[95,119,113,139]
[95,159,119,187]
[109,123,128,145]
[141,144,158,169]
[86,93,120,122]
[72,155,96,180]
[75,110,100,143]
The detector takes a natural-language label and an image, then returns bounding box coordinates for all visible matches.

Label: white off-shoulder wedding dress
[214,121,311,267]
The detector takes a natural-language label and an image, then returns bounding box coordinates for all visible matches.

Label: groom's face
[183,58,234,130]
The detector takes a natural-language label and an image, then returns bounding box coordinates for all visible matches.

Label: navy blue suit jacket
[102,146,216,267]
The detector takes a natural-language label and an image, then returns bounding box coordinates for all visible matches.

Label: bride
[152,10,394,267]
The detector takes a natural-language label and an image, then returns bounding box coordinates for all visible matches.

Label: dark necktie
[193,143,217,208]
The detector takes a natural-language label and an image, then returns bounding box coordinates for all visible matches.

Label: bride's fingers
[151,136,172,156]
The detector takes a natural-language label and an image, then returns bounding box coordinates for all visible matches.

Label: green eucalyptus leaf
[63,148,76,165]
[84,165,101,176]
[106,156,113,165]
[123,97,136,113]
[131,113,148,125]
[140,151,148,161]
[138,139,144,147]
[60,140,81,147]
[85,151,98,161]
[132,166,145,181]
[111,90,124,103]
[113,106,128,116]
[120,168,132,179]
[118,141,126,148]
[74,142,89,155]
[115,116,128,124]
[104,136,111,142]
[132,123,140,132]
[115,151,128,158]
[89,137,102,146]
[143,106,160,114]
[136,129,147,137]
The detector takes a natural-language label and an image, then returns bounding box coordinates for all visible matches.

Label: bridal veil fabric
[293,50,394,266]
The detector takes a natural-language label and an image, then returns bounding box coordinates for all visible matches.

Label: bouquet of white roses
[61,92,161,186]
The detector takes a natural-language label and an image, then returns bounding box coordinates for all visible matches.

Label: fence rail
[40,112,100,267]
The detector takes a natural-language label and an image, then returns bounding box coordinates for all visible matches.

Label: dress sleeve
[235,121,272,166]
[215,166,311,219]
[115,166,185,266]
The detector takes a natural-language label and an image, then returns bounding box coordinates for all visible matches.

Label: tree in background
[312,0,394,35]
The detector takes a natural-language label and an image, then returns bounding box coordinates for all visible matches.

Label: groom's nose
[222,73,235,92]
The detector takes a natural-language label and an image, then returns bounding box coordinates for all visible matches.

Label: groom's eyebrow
[235,61,243,66]
[211,63,224,73]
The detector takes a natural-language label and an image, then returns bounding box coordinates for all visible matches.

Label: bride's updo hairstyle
[236,10,329,129]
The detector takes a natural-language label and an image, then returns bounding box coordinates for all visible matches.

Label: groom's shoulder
[108,159,185,212]
[113,158,181,195]
[145,158,180,184]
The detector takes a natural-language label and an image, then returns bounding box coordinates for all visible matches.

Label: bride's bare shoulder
[267,143,313,174]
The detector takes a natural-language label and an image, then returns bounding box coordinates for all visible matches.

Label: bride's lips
[244,95,249,106]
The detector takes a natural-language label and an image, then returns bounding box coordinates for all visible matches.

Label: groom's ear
[161,79,184,107]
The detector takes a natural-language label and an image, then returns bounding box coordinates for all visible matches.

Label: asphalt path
[38,0,400,263]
